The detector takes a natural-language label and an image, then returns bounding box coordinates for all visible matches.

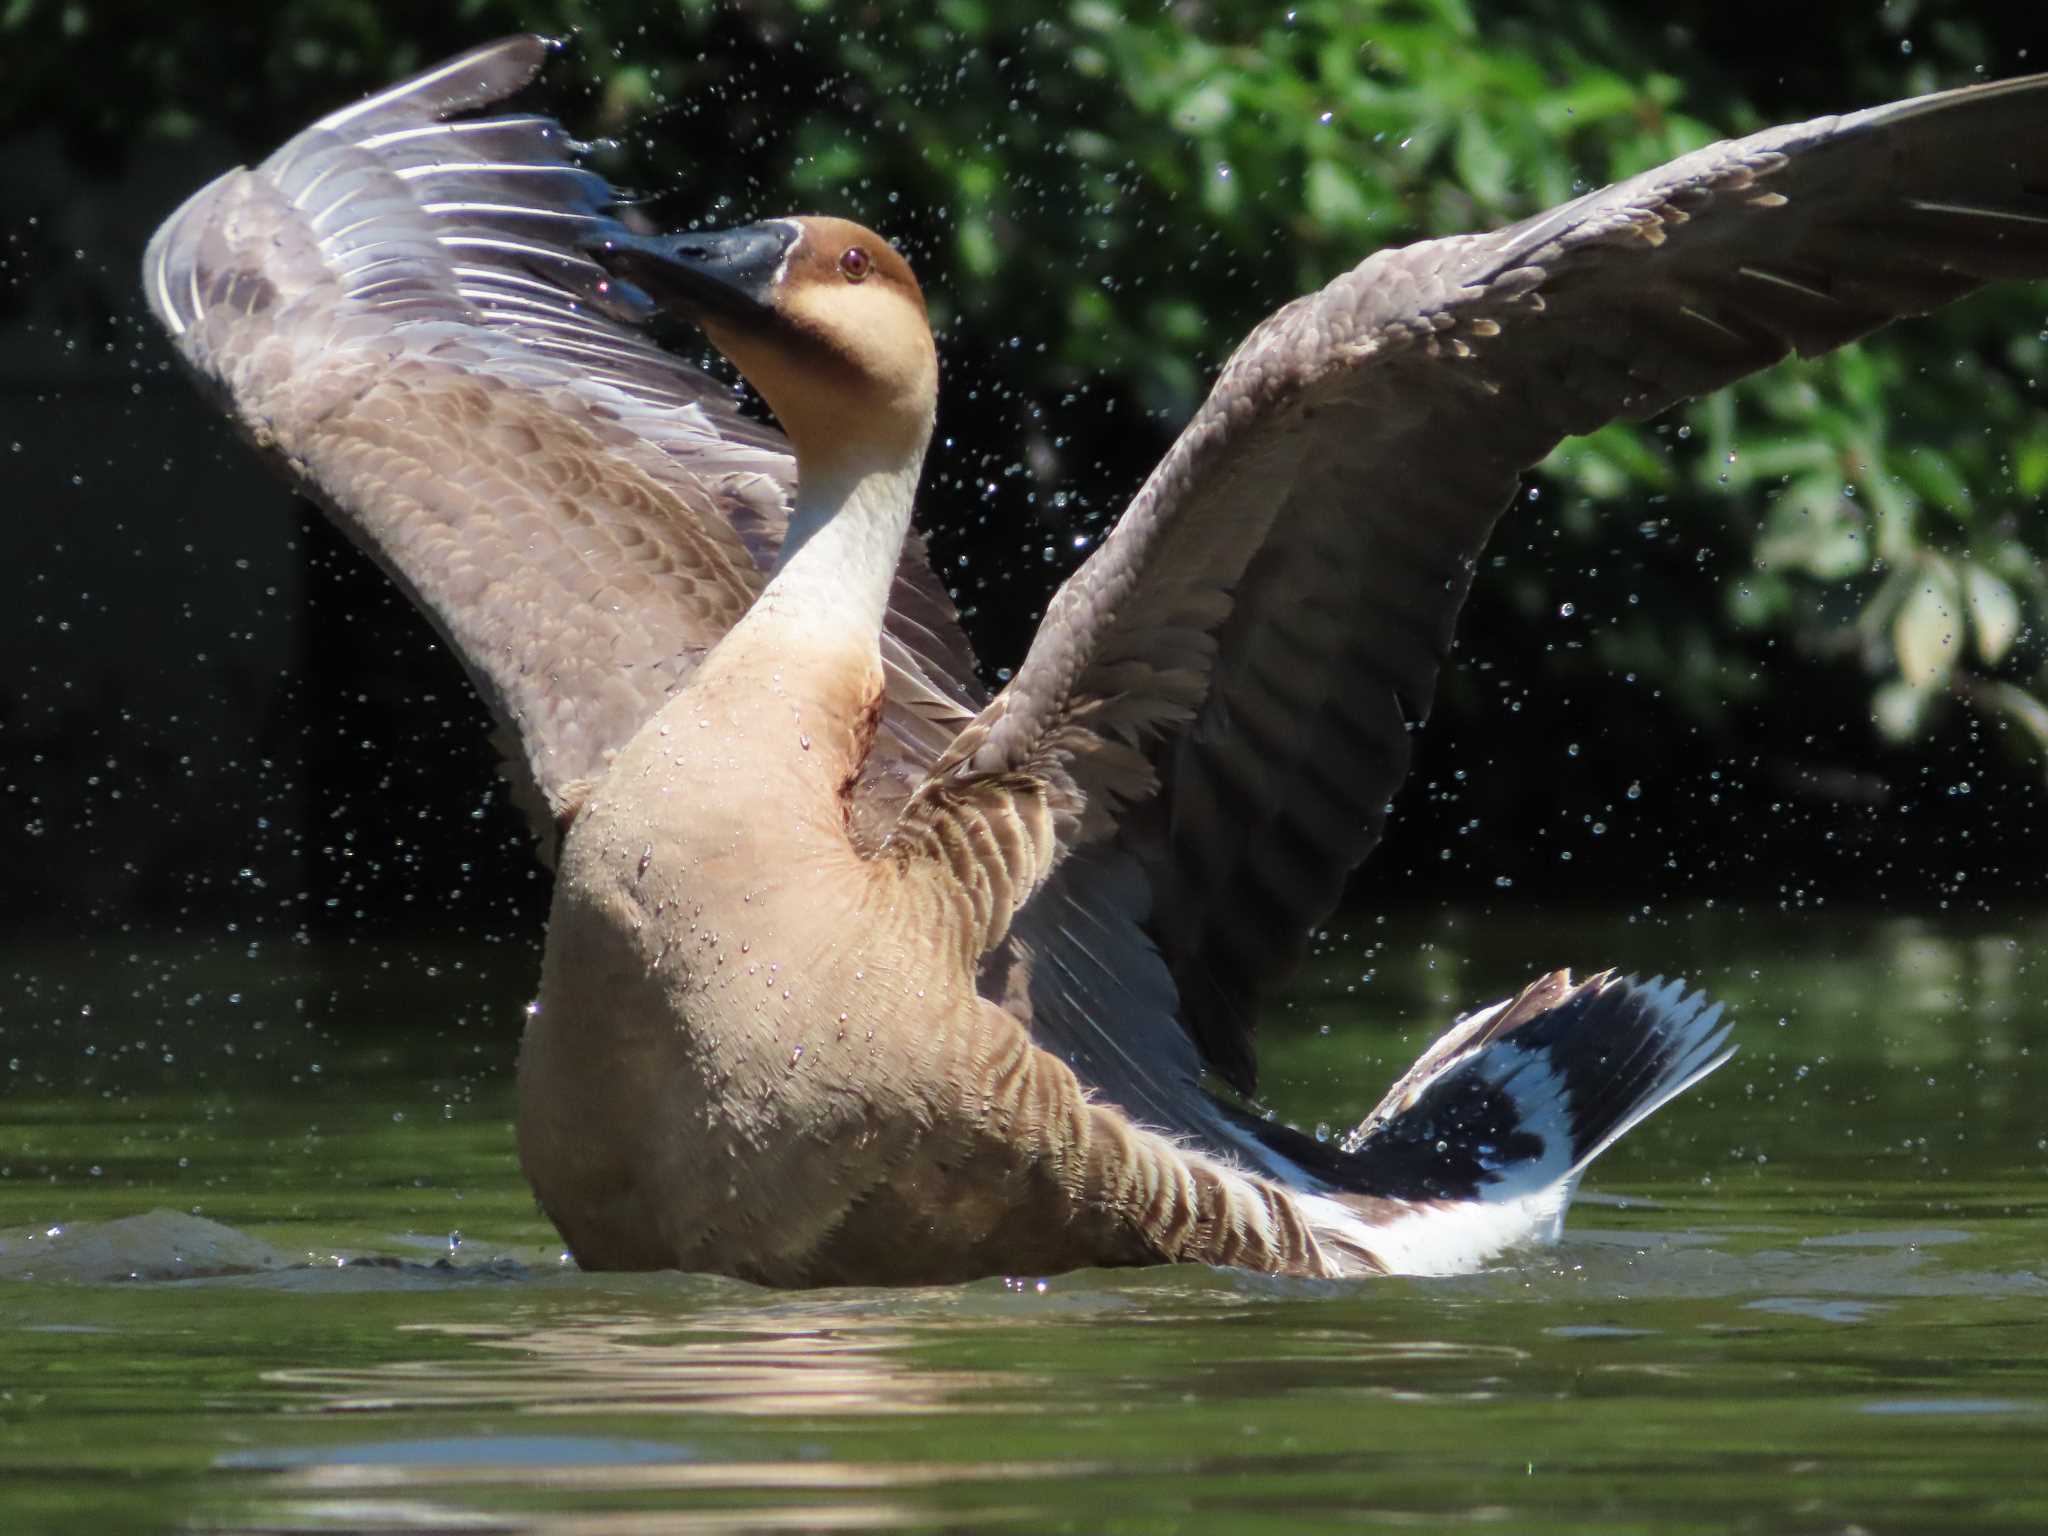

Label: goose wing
[144,35,982,851]
[918,71,2048,1106]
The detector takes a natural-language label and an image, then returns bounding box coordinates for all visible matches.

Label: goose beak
[585,222,798,323]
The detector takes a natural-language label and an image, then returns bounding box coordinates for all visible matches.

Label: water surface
[4,907,2044,1532]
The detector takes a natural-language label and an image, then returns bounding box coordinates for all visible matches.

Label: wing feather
[926,70,2048,1099]
[144,35,983,851]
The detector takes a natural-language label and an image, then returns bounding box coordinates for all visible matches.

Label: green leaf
[1422,0,1479,36]
[957,216,999,280]
[602,65,656,117]
[1832,343,1884,411]
[1721,434,1833,487]
[790,138,865,192]
[935,0,988,32]
[1304,157,1368,227]
[1542,74,1641,132]
[1873,678,1932,743]
[1541,424,1674,499]
[1071,0,1122,33]
[2016,432,2048,499]
[1172,79,1233,134]
[1897,447,1975,522]
[1729,570,1790,627]
[1964,565,2022,666]
[1857,466,1913,522]
[1969,679,2048,762]
[1451,114,1511,206]
[1859,469,1919,563]
[1695,391,1738,488]
[1893,557,1963,688]
[1200,157,1241,218]
[1756,474,1871,581]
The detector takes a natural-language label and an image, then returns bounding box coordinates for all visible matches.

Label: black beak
[583,222,798,323]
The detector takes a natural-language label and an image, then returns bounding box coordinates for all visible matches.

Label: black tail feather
[1234,971,1733,1208]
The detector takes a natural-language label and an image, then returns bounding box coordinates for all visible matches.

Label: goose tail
[1273,970,1733,1277]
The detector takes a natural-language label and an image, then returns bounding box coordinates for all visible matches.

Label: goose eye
[838,247,872,282]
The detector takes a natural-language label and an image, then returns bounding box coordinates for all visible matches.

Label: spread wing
[143,35,982,852]
[915,70,2048,1114]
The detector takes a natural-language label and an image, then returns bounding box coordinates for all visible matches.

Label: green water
[3,907,2045,1533]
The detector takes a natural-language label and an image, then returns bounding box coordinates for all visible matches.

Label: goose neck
[747,451,923,652]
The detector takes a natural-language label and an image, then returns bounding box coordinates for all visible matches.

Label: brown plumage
[145,36,2048,1283]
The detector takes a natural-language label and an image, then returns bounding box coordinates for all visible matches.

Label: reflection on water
[5,909,2048,1534]
[228,1439,1088,1536]
[277,1299,1037,1417]
[193,1234,2048,1534]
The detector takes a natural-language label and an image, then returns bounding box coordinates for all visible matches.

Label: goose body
[144,38,2048,1283]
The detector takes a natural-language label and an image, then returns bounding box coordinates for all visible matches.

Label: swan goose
[144,37,2048,1283]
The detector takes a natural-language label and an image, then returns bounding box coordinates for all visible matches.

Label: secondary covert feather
[145,36,2048,1283]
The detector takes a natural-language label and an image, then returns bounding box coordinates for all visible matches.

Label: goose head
[593,216,936,470]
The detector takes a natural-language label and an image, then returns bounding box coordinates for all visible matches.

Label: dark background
[5,0,2047,988]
